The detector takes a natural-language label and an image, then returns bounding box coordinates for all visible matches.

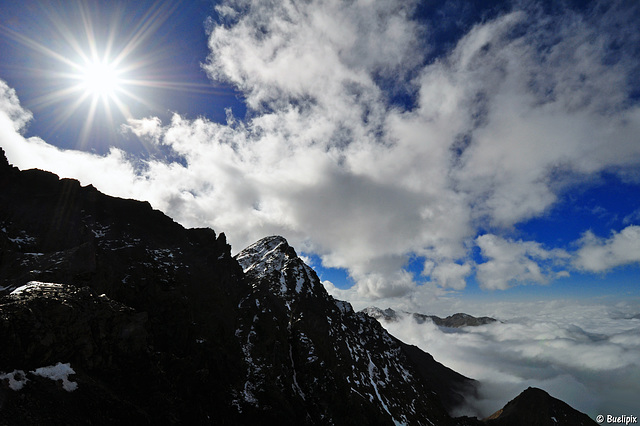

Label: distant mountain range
[362,307,498,328]
[0,148,596,425]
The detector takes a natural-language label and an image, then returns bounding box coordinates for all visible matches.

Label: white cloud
[623,208,640,225]
[476,234,570,290]
[430,261,473,291]
[2,0,640,300]
[574,226,640,272]
[0,81,32,132]
[121,116,164,144]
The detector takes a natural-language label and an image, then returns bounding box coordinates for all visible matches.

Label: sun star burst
[1,1,225,151]
[79,59,122,99]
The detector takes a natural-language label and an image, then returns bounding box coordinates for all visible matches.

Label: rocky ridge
[362,307,498,328]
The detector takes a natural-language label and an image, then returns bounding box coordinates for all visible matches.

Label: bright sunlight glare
[79,60,121,98]
[0,0,225,150]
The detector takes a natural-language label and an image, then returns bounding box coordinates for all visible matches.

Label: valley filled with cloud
[375,300,640,418]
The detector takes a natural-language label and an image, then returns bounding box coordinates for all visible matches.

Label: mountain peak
[0,153,595,425]
[485,387,597,425]
[361,306,400,322]
[235,235,294,272]
[235,235,320,299]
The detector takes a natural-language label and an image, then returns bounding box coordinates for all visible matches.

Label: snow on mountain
[233,236,476,425]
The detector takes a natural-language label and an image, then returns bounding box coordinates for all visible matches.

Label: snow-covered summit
[235,235,292,275]
[235,236,321,298]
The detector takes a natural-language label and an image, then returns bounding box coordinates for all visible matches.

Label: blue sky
[0,0,246,153]
[1,0,639,309]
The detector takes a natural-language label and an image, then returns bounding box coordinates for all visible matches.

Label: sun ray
[0,26,80,71]
[78,95,100,148]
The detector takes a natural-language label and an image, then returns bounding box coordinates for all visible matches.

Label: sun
[79,59,122,99]
[0,1,218,149]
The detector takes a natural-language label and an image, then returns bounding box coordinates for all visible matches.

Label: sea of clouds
[367,299,640,419]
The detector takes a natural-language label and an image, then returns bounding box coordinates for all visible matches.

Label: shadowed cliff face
[0,148,597,425]
[0,148,250,423]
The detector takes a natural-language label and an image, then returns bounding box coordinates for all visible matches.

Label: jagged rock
[484,387,598,425]
[0,150,251,423]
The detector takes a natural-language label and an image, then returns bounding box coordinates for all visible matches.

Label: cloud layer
[2,0,640,300]
[375,300,640,418]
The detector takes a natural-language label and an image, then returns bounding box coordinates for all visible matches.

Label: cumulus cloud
[0,81,32,131]
[476,234,570,290]
[122,116,164,144]
[574,226,640,272]
[1,0,640,300]
[376,300,640,418]
[429,261,473,291]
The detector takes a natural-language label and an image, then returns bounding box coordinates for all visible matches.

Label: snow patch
[31,362,78,392]
[290,344,306,400]
[1,363,78,392]
[8,234,36,246]
[10,281,63,295]
[295,272,305,294]
[91,224,110,238]
[335,300,353,314]
[0,370,28,390]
